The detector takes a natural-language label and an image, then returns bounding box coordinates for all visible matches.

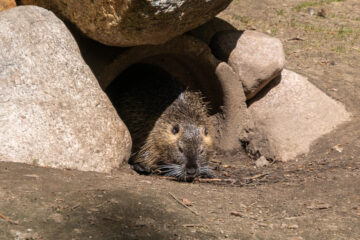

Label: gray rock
[21,0,232,47]
[255,156,269,167]
[0,6,132,172]
[248,69,351,161]
[210,30,285,100]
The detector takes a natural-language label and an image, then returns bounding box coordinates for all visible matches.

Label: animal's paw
[199,167,216,179]
[130,163,152,175]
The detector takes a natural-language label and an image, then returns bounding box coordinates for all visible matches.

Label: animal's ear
[171,124,180,135]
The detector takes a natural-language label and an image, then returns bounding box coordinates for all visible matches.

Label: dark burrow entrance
[106,63,186,157]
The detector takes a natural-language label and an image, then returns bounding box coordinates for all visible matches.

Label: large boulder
[210,30,285,100]
[0,6,132,172]
[248,69,351,161]
[21,0,232,47]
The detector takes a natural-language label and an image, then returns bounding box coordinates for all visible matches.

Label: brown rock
[0,6,132,172]
[21,0,232,47]
[248,69,351,161]
[0,0,16,12]
[210,30,285,99]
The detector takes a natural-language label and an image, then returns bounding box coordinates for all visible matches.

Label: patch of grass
[232,14,250,24]
[276,9,284,16]
[332,45,346,53]
[303,23,325,33]
[294,1,317,11]
[337,26,353,38]
[294,0,345,11]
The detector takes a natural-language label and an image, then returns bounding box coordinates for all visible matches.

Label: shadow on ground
[0,162,216,240]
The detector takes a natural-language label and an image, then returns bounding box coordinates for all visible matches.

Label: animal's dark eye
[172,124,179,135]
[178,147,183,153]
[204,127,208,136]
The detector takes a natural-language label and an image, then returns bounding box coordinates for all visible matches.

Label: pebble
[308,7,315,16]
[255,156,269,167]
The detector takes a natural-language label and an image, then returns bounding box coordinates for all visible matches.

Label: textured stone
[0,6,132,172]
[0,0,16,12]
[248,69,351,161]
[21,0,232,47]
[255,156,269,168]
[210,30,285,99]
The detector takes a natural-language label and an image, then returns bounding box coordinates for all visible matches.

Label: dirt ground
[1,0,360,239]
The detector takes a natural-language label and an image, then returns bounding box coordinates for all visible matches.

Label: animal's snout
[185,159,199,178]
[186,167,197,175]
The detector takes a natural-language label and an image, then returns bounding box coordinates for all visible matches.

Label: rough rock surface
[21,0,232,47]
[210,30,285,99]
[248,69,351,161]
[0,6,132,172]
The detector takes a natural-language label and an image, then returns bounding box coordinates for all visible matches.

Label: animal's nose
[186,167,197,175]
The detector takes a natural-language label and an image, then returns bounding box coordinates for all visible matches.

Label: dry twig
[169,192,199,216]
[245,173,269,180]
[0,213,18,224]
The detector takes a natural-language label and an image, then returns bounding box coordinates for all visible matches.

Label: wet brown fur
[133,90,214,172]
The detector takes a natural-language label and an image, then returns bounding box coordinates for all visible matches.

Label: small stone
[49,213,64,223]
[308,7,315,16]
[255,156,269,167]
[182,198,192,206]
[288,224,299,229]
[10,230,40,239]
[210,30,285,100]
[281,223,287,228]
[332,145,343,153]
[73,228,82,234]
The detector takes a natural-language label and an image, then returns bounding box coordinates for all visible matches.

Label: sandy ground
[1,0,360,239]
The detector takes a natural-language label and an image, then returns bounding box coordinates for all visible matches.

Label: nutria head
[156,121,214,181]
[134,90,215,182]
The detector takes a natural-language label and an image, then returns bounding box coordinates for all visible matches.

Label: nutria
[106,64,215,181]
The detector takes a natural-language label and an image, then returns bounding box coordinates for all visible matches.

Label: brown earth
[1,0,360,239]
